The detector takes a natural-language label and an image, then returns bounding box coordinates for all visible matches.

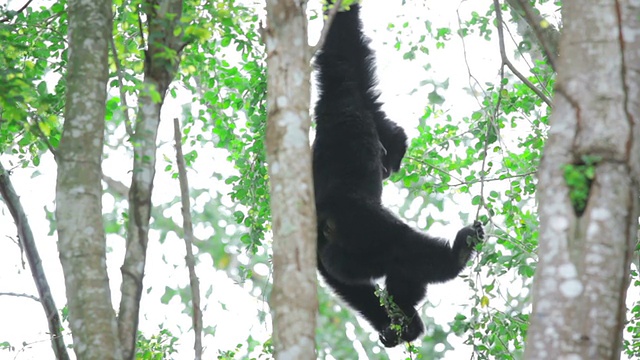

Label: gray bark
[55,0,120,359]
[264,0,318,358]
[525,1,640,359]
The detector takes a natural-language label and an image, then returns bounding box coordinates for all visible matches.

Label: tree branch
[311,0,344,56]
[172,118,203,360]
[0,291,40,302]
[0,0,34,23]
[102,174,130,197]
[476,56,509,220]
[508,0,559,71]
[405,155,465,183]
[494,0,553,108]
[0,163,70,360]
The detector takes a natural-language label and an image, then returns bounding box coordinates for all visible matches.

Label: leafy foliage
[216,337,273,360]
[563,155,599,216]
[178,1,270,254]
[624,269,640,358]
[0,1,66,165]
[136,329,179,360]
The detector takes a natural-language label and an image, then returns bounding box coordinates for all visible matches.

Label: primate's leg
[324,199,481,284]
[319,200,482,347]
[378,276,426,347]
[317,260,390,334]
[378,221,483,346]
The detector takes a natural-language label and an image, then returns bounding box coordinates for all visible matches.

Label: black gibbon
[312,1,484,347]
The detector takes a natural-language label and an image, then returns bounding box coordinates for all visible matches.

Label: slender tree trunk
[117,1,186,358]
[0,163,70,360]
[55,1,120,359]
[525,1,640,359]
[264,0,318,358]
[173,118,203,360]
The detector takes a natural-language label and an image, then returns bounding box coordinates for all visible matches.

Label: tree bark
[525,1,640,359]
[55,0,120,359]
[264,1,318,358]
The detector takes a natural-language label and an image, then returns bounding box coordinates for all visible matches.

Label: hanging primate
[312,1,484,347]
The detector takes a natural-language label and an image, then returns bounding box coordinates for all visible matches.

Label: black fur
[312,2,483,348]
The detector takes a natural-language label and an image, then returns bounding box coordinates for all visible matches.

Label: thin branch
[457,3,499,220]
[0,292,40,302]
[493,0,553,108]
[137,5,146,51]
[311,0,344,55]
[475,127,492,221]
[102,174,130,197]
[502,22,553,98]
[4,234,24,264]
[405,156,465,184]
[118,0,186,352]
[109,34,134,137]
[456,6,489,106]
[0,0,34,23]
[509,0,558,71]
[450,171,536,187]
[173,118,203,360]
[407,171,536,194]
[476,61,507,220]
[0,163,70,360]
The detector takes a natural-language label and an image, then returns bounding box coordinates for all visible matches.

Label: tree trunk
[117,1,186,358]
[55,1,120,359]
[525,1,640,359]
[264,0,318,358]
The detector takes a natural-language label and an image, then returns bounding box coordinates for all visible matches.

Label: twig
[0,163,70,360]
[137,5,146,51]
[457,4,495,220]
[493,0,553,108]
[0,0,34,23]
[475,58,507,220]
[405,156,465,183]
[311,0,344,55]
[5,234,23,263]
[450,171,536,187]
[0,292,40,302]
[502,23,553,98]
[172,118,203,360]
[456,6,488,108]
